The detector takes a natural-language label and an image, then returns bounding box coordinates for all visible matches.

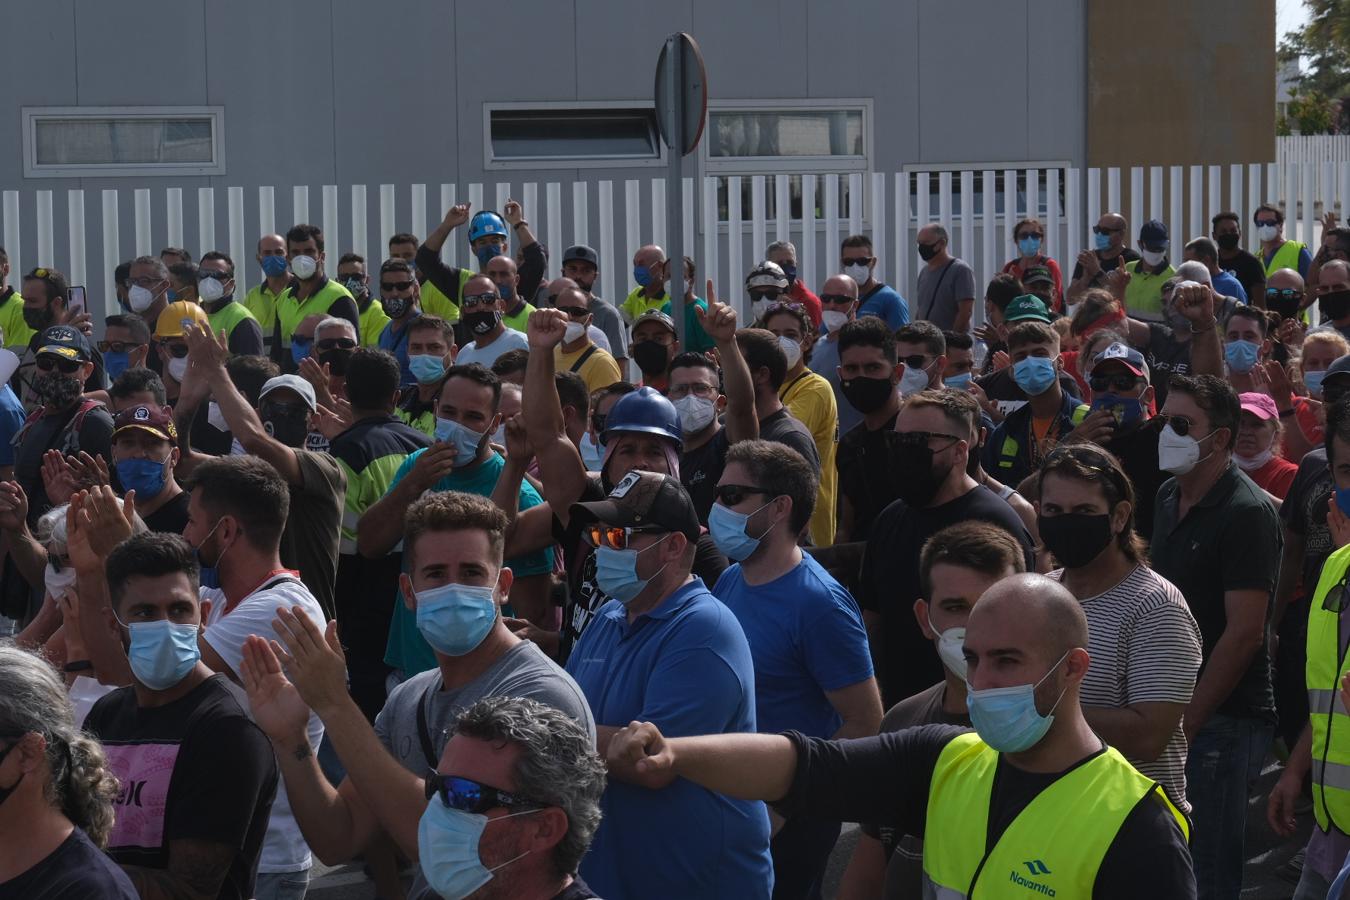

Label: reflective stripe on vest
[995,405,1089,470]
[1266,240,1307,278]
[921,732,1188,898]
[1305,542,1350,832]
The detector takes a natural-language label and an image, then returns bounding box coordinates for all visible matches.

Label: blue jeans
[1185,714,1274,900]
[253,868,310,900]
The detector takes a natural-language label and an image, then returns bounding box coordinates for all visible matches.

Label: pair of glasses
[820,294,855,305]
[585,523,666,550]
[461,293,498,310]
[317,338,356,351]
[262,402,309,418]
[1089,374,1142,393]
[163,343,189,358]
[1164,415,1204,437]
[714,484,769,506]
[763,301,804,316]
[893,430,961,448]
[750,290,784,303]
[1017,233,1044,241]
[668,382,717,400]
[1324,572,1350,613]
[1092,226,1122,235]
[557,306,590,319]
[842,256,873,266]
[35,355,82,374]
[199,270,233,282]
[901,355,932,370]
[424,772,542,814]
[98,340,144,353]
[381,281,414,292]
[1255,219,1280,228]
[1267,288,1303,301]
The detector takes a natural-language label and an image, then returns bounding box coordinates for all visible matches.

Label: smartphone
[68,285,86,315]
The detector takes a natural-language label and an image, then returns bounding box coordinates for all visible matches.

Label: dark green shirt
[1151,460,1280,721]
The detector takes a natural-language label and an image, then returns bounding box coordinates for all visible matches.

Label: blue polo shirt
[1212,269,1248,303]
[565,580,773,900]
[858,282,910,329]
[0,385,26,467]
[378,315,419,386]
[713,553,873,738]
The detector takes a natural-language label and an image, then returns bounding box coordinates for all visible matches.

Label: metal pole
[665,35,686,347]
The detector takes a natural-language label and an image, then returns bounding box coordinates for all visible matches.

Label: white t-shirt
[202,574,326,874]
[455,328,529,369]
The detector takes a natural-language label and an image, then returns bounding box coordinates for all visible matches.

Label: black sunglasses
[1092,226,1123,235]
[842,256,873,266]
[749,289,784,303]
[820,294,855,305]
[381,281,415,292]
[1266,288,1303,301]
[424,772,542,814]
[163,343,189,358]
[1089,374,1142,393]
[199,270,233,282]
[901,355,932,370]
[98,340,144,353]
[1164,415,1201,437]
[317,338,357,351]
[893,430,961,448]
[557,306,590,319]
[1255,219,1280,228]
[715,484,770,507]
[35,355,83,374]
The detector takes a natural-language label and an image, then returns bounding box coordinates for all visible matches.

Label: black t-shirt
[142,490,191,535]
[780,724,1196,899]
[759,407,821,469]
[83,675,279,900]
[0,827,139,900]
[1143,324,1192,407]
[836,412,899,541]
[1219,249,1267,301]
[1070,247,1142,287]
[682,426,730,524]
[1102,415,1165,542]
[1151,462,1281,720]
[553,476,729,665]
[1281,447,1333,592]
[861,486,1035,705]
[14,401,115,527]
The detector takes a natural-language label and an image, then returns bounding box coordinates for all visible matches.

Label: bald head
[548,276,580,296]
[634,245,666,267]
[1099,213,1126,232]
[970,573,1088,662]
[464,274,497,297]
[1268,268,1304,292]
[822,274,859,298]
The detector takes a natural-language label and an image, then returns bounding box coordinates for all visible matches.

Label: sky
[1278,0,1309,45]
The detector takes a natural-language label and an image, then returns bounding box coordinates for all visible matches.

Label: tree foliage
[1280,0,1350,131]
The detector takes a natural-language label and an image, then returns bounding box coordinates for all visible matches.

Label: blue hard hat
[468,211,509,243]
[601,386,682,450]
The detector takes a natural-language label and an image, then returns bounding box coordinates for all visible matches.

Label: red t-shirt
[788,281,823,328]
[1243,454,1299,499]
[1292,396,1324,453]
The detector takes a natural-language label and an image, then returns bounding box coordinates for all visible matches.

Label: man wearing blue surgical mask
[983,320,1090,488]
[606,573,1197,900]
[621,244,670,325]
[233,491,593,899]
[99,314,151,383]
[82,532,279,900]
[486,254,536,334]
[1221,303,1273,397]
[1068,212,1139,304]
[109,403,189,534]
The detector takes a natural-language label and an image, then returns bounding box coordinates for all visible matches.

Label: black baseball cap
[569,470,700,542]
[563,245,599,268]
[36,325,92,363]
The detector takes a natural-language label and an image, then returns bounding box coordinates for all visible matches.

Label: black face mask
[917,243,940,262]
[464,310,499,336]
[382,295,412,319]
[1267,291,1302,321]
[1215,233,1241,252]
[632,341,670,377]
[887,434,952,508]
[259,402,310,448]
[318,348,353,376]
[840,376,896,414]
[1321,289,1350,322]
[1038,512,1115,568]
[35,372,83,409]
[23,305,54,332]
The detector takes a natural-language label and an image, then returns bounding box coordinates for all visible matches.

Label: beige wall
[1087,0,1275,168]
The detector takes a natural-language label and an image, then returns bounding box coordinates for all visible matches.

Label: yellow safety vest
[206,300,258,344]
[923,732,1188,899]
[243,282,285,335]
[419,271,467,325]
[1306,543,1350,833]
[1264,240,1307,278]
[358,300,391,347]
[996,405,1090,474]
[275,279,354,345]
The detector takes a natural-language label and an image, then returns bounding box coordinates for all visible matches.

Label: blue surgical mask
[1306,369,1328,399]
[409,354,446,384]
[1012,356,1056,396]
[166,289,179,302]
[633,265,654,288]
[414,583,497,657]
[967,650,1070,753]
[115,455,169,499]
[594,539,668,604]
[1337,486,1350,518]
[475,244,503,268]
[1017,236,1042,257]
[125,620,201,690]
[498,283,515,301]
[261,255,289,278]
[434,417,487,467]
[708,499,776,562]
[290,336,312,366]
[417,801,532,899]
[943,372,973,391]
[581,432,605,471]
[1224,340,1260,374]
[1093,232,1112,252]
[104,350,132,381]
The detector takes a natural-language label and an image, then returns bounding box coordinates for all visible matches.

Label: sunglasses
[1017,232,1044,241]
[424,772,541,814]
[763,300,805,317]
[1089,374,1142,393]
[317,338,357,351]
[842,256,873,266]
[461,293,498,310]
[199,270,233,282]
[1266,288,1303,301]
[820,294,855,305]
[714,484,770,507]
[1092,226,1123,235]
[35,355,82,374]
[893,430,961,448]
[901,355,932,370]
[261,401,310,418]
[381,280,415,292]
[1164,415,1208,437]
[557,306,590,319]
[749,290,784,303]
[585,523,666,550]
[163,343,189,358]
[98,340,144,353]
[1255,219,1280,228]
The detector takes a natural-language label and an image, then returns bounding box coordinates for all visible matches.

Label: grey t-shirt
[914,258,976,331]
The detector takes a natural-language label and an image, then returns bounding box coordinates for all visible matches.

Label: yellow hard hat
[154,301,210,340]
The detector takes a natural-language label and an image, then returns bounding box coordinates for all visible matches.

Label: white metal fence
[1278,135,1350,164]
[2,160,1344,328]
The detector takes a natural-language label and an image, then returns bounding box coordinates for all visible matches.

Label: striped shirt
[1050,564,1203,813]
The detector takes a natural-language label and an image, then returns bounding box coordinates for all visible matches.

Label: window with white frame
[702,101,871,223]
[485,103,664,169]
[23,107,225,177]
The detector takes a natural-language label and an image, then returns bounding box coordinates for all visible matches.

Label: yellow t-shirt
[1122,260,1176,316]
[780,369,838,547]
[556,342,623,395]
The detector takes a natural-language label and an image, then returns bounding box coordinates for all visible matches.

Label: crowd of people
[3,196,1350,900]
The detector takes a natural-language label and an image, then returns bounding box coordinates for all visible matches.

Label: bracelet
[1279,407,1296,419]
[1188,317,1217,333]
[513,220,529,230]
[63,660,93,673]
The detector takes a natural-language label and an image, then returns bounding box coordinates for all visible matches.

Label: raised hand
[298,356,335,404]
[1104,264,1130,300]
[503,199,524,227]
[443,203,472,230]
[606,721,677,790]
[184,323,230,375]
[314,401,354,440]
[991,350,1011,372]
[40,450,80,507]
[239,635,313,747]
[269,606,350,717]
[527,308,569,350]
[1062,408,1116,446]
[407,443,458,493]
[0,481,30,532]
[1078,248,1101,277]
[64,493,102,574]
[697,281,738,346]
[81,485,136,559]
[1174,283,1216,324]
[502,413,531,462]
[66,451,109,491]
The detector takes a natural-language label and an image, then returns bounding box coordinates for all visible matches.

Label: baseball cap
[563,245,599,268]
[632,309,677,335]
[1140,219,1169,247]
[112,404,178,443]
[1238,392,1279,421]
[259,374,317,411]
[154,300,210,340]
[568,470,701,542]
[1022,265,1055,287]
[36,325,92,362]
[1322,354,1350,390]
[1090,342,1149,378]
[1003,294,1053,324]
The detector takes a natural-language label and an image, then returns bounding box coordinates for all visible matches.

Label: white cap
[259,374,317,411]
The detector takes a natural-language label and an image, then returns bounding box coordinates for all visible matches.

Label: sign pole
[664,35,686,347]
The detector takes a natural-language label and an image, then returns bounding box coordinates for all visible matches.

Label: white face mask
[1158,422,1204,475]
[44,562,77,601]
[563,322,587,345]
[290,255,318,280]
[844,262,871,285]
[206,401,229,432]
[128,284,157,312]
[900,363,931,396]
[936,627,967,680]
[674,395,716,434]
[1139,248,1167,267]
[1257,224,1280,242]
[751,299,769,322]
[778,334,802,368]
[167,356,189,383]
[822,310,850,333]
[198,277,225,303]
[1235,447,1274,471]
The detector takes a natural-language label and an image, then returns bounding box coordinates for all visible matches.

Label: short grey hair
[453,696,605,876]
[131,255,169,282]
[316,316,357,341]
[765,240,797,259]
[1174,260,1212,287]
